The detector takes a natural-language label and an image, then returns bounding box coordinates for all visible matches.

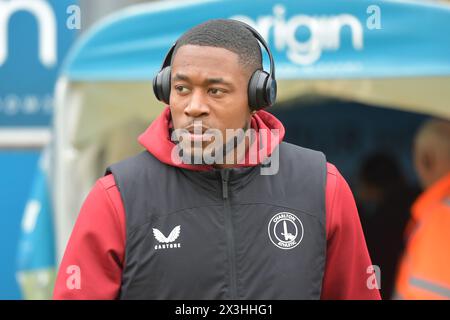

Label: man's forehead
[173,44,238,59]
[171,45,244,82]
[172,45,240,68]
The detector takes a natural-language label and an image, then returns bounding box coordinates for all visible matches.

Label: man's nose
[184,90,210,118]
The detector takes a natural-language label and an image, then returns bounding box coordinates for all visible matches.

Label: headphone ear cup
[265,77,277,107]
[248,71,259,111]
[153,66,172,104]
[248,70,271,111]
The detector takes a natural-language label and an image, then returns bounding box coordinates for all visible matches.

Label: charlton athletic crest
[268,212,304,250]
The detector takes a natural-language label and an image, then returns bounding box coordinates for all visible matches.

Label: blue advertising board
[0,0,78,299]
[63,0,450,81]
[0,0,77,127]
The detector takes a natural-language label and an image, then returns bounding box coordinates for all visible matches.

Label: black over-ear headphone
[152,20,277,111]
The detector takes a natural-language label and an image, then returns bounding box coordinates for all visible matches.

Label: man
[357,152,420,299]
[54,19,380,300]
[395,119,450,299]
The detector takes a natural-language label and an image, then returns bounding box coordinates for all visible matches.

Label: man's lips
[183,125,213,142]
[185,127,208,134]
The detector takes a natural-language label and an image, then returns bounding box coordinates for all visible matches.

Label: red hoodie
[54,107,381,300]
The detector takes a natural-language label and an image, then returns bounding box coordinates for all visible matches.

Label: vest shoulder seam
[98,174,118,190]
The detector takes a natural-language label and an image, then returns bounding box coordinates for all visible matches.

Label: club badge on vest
[153,225,181,250]
[268,212,304,250]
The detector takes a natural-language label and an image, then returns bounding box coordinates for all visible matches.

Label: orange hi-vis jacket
[395,171,450,299]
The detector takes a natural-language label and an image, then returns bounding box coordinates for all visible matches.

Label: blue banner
[63,0,450,81]
[0,0,78,299]
[0,150,40,299]
[16,148,56,300]
[0,0,78,127]
[16,149,54,272]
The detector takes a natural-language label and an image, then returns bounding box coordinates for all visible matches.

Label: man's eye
[208,88,225,96]
[175,86,190,94]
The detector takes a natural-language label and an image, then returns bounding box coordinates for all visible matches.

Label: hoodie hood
[138,106,285,171]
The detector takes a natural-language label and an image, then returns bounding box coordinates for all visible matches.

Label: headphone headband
[233,20,276,80]
[160,20,275,81]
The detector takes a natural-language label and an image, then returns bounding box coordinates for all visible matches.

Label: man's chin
[179,145,207,165]
[179,142,226,165]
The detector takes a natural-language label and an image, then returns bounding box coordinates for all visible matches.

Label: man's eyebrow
[204,77,233,87]
[173,73,189,81]
[173,73,234,87]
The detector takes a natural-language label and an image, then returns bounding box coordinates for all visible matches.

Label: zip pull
[221,169,230,200]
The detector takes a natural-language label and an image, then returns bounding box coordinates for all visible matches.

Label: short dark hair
[172,19,263,75]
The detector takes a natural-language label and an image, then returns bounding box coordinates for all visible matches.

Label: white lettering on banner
[0,0,57,68]
[22,200,41,234]
[0,94,53,116]
[231,4,364,65]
